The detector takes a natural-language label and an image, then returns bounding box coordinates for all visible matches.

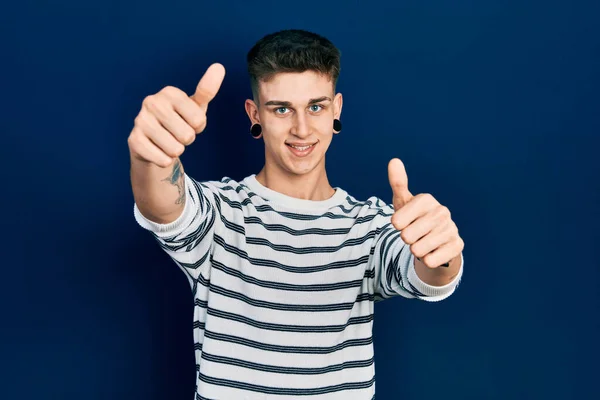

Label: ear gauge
[333,119,342,133]
[250,124,262,138]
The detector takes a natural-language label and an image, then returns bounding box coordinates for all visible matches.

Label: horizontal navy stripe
[203,329,373,354]
[198,372,375,396]
[207,307,373,333]
[244,231,377,254]
[244,216,352,235]
[200,351,374,375]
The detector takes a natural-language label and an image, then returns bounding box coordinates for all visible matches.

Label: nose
[290,112,311,138]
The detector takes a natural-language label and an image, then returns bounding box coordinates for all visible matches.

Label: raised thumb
[192,63,226,108]
[388,158,412,210]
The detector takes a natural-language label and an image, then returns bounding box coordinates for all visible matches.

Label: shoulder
[339,189,395,228]
[185,174,254,201]
[342,189,394,215]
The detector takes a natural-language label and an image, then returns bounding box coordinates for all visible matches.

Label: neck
[255,164,335,201]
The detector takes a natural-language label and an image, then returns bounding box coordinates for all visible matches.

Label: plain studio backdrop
[1,0,598,399]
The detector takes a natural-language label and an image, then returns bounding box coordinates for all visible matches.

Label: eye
[275,107,289,114]
[309,104,323,112]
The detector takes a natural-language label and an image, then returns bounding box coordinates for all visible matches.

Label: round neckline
[242,174,347,211]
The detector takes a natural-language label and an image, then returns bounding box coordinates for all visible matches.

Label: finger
[156,98,196,146]
[388,158,412,210]
[419,239,461,268]
[409,221,453,259]
[391,193,436,231]
[130,130,174,167]
[416,256,450,268]
[398,211,445,245]
[140,114,185,158]
[172,96,207,136]
[160,88,204,140]
[192,63,226,108]
[391,205,424,232]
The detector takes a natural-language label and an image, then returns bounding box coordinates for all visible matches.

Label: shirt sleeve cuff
[132,174,196,238]
[407,252,464,302]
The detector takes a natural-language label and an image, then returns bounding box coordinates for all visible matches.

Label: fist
[127,63,226,168]
[388,158,464,268]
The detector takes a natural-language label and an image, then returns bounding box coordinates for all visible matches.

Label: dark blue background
[2,0,599,399]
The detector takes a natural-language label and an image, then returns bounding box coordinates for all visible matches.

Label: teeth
[290,144,313,151]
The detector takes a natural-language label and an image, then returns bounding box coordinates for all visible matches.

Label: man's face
[251,70,343,177]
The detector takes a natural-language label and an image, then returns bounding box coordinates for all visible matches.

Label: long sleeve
[133,174,220,280]
[370,222,464,302]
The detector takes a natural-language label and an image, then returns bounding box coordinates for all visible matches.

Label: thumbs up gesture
[388,158,464,269]
[128,63,226,168]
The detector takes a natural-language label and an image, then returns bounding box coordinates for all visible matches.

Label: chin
[285,158,321,176]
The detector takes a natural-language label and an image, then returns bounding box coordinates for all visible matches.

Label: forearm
[130,154,186,224]
[414,253,462,286]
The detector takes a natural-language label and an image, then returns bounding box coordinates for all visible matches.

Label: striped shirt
[133,174,463,399]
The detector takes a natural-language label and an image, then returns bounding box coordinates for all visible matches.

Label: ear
[245,99,260,125]
[333,92,343,119]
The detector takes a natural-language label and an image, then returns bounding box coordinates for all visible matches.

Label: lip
[286,142,317,158]
[286,141,318,146]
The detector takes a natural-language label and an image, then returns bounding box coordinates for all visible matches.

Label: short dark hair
[246,29,341,102]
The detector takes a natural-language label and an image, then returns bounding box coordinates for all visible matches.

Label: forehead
[259,71,334,103]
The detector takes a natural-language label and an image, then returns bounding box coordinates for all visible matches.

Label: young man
[129,29,464,399]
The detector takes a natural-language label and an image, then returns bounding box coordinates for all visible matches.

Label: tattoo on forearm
[161,159,186,205]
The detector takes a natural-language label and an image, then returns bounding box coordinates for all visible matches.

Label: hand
[388,158,464,268]
[127,63,226,168]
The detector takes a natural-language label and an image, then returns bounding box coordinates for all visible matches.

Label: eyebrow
[264,96,332,107]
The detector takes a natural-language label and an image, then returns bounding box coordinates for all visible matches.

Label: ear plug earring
[251,124,262,138]
[333,119,342,133]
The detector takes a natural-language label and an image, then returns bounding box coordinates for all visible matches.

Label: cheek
[262,125,287,151]
[263,115,289,134]
[306,115,329,132]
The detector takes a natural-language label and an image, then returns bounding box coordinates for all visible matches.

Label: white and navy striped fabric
[133,174,463,399]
